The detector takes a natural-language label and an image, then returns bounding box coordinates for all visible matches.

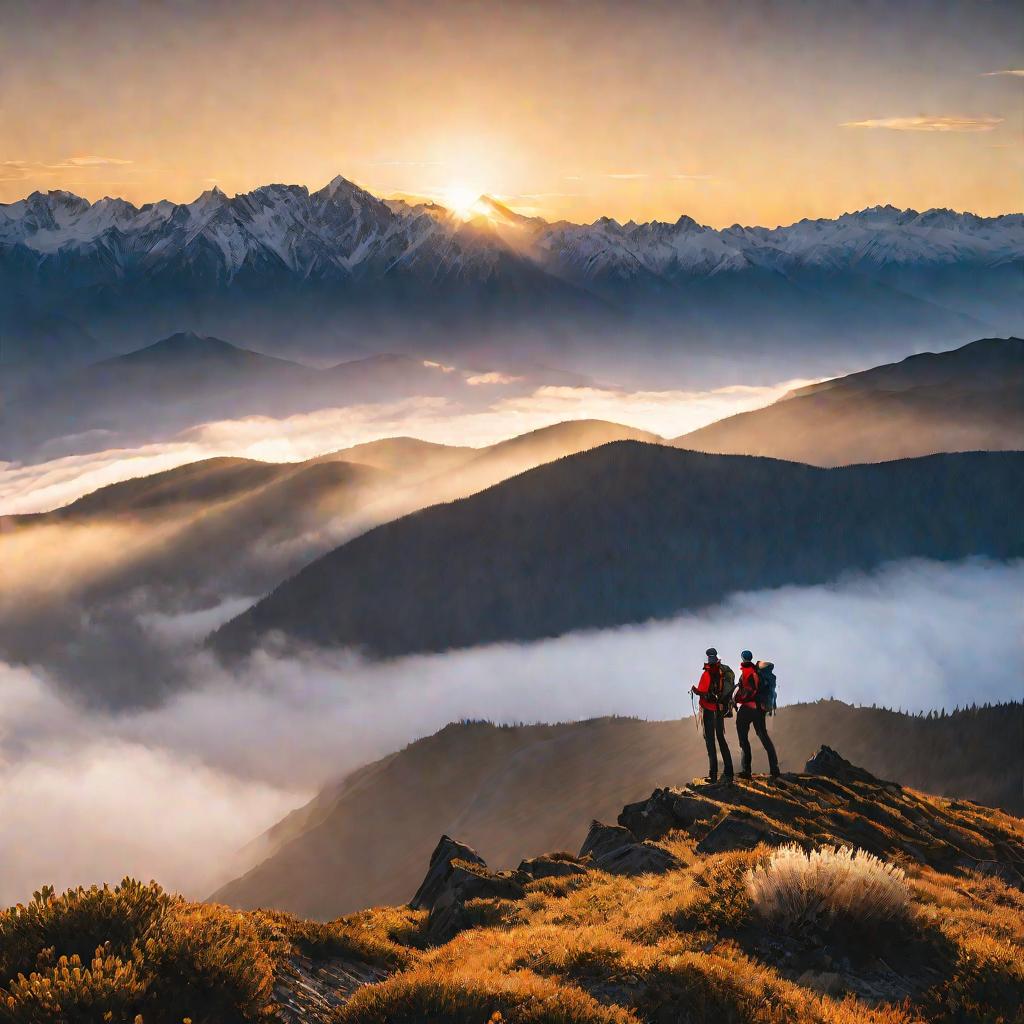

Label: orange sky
[1,0,1020,227]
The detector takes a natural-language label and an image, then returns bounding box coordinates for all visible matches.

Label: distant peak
[318,174,363,199]
[192,185,227,208]
[115,331,244,362]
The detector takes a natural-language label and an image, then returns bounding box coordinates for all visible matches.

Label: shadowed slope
[211,444,1024,660]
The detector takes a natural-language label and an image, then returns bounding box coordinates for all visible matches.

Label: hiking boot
[738,770,752,780]
[722,774,734,785]
[703,775,718,784]
[769,767,782,778]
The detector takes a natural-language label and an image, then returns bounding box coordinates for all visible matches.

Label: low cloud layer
[0,377,815,514]
[0,558,1019,906]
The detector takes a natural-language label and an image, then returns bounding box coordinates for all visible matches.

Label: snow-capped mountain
[2,181,1019,281]
[1,176,1021,376]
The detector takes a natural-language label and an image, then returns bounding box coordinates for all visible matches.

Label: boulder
[804,747,898,789]
[426,860,525,943]
[696,811,790,854]
[409,835,486,910]
[518,854,589,880]
[579,819,682,876]
[618,788,719,840]
[579,820,635,861]
[593,841,682,876]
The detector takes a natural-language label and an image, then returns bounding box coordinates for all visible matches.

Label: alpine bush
[0,881,278,1023]
[745,844,910,937]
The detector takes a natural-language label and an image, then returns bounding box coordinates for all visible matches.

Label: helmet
[741,650,753,661]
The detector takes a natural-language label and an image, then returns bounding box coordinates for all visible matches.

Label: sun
[441,184,483,220]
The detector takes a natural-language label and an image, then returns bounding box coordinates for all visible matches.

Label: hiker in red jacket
[691,647,734,783]
[734,650,780,779]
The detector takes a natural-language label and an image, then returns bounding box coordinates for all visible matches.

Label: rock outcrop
[578,820,683,875]
[409,835,486,911]
[618,787,719,840]
[517,853,589,880]
[404,748,1024,953]
[805,745,900,789]
[695,810,790,854]
[426,860,525,943]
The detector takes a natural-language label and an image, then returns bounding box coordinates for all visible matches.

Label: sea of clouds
[1,557,1020,906]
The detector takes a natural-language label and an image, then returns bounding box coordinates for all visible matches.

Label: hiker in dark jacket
[691,647,734,783]
[734,650,780,778]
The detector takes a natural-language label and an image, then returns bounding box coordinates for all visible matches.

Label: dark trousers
[736,705,779,774]
[701,708,733,779]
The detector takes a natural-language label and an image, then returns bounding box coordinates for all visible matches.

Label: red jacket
[694,663,725,711]
[736,662,760,708]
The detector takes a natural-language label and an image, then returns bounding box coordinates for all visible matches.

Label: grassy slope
[3,764,1022,1023]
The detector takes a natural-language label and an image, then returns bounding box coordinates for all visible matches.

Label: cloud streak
[980,69,1024,77]
[841,116,1003,133]
[0,376,819,514]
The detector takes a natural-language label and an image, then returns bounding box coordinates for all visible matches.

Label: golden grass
[3,787,1023,1022]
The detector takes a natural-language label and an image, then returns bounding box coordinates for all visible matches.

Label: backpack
[705,663,736,714]
[756,661,777,715]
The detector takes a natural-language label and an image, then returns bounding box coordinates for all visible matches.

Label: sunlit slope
[211,444,1024,660]
[677,336,1024,466]
[212,702,1024,920]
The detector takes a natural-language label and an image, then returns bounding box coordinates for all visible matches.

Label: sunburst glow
[441,185,484,220]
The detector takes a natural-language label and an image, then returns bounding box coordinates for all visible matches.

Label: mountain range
[6,334,1021,700]
[212,702,1024,919]
[211,444,1024,660]
[2,178,1021,378]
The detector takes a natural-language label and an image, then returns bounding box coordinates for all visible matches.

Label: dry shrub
[257,905,423,966]
[333,964,636,1024]
[746,845,910,938]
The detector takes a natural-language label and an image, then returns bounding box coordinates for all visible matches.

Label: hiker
[691,647,734,783]
[734,650,780,779]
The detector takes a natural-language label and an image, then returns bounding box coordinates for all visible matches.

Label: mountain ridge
[210,444,1024,660]
[677,336,1024,465]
